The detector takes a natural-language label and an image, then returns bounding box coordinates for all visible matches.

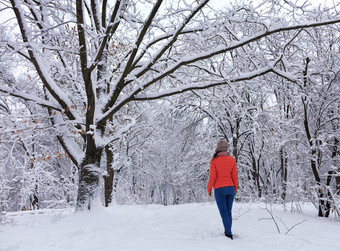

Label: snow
[1,202,339,251]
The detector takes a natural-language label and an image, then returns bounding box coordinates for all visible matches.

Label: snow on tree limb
[98,17,340,124]
[9,0,81,123]
[0,86,62,112]
[102,0,210,116]
[132,66,273,101]
[88,0,124,72]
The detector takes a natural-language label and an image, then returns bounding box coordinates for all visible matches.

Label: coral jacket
[207,154,238,193]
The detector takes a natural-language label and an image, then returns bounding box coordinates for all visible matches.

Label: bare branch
[9,0,79,122]
[76,0,88,76]
[0,86,62,112]
[105,18,340,120]
[284,220,307,235]
[259,206,281,234]
[88,0,124,72]
[133,67,273,101]
[131,27,205,69]
[104,0,164,111]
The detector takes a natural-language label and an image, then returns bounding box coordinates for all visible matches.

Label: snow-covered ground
[1,202,339,251]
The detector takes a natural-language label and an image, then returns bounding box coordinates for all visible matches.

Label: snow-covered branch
[9,0,81,122]
[133,66,273,101]
[99,17,340,124]
[102,0,210,115]
[0,86,62,112]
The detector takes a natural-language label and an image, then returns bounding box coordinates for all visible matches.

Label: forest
[0,0,339,218]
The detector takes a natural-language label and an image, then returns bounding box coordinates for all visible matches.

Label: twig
[265,207,281,234]
[285,220,307,235]
[259,205,307,235]
[234,203,252,220]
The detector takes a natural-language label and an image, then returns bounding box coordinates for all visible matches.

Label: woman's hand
[208,191,212,197]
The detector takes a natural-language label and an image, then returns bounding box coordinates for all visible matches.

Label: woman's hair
[212,151,220,159]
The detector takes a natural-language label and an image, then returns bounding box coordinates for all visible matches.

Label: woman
[207,139,238,239]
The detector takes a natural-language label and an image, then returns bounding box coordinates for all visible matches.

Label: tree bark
[104,145,115,207]
[76,148,103,210]
[280,147,288,201]
[331,137,340,195]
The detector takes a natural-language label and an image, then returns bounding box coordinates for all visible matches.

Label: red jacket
[207,154,238,193]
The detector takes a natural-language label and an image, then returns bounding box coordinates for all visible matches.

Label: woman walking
[207,139,238,239]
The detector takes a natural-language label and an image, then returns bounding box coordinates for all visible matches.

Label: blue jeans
[214,186,235,236]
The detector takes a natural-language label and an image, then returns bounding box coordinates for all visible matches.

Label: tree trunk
[232,135,238,161]
[308,141,331,217]
[302,57,331,217]
[76,148,103,210]
[336,171,340,195]
[232,117,241,161]
[251,156,262,198]
[31,184,39,210]
[104,145,115,207]
[331,137,340,194]
[280,147,288,201]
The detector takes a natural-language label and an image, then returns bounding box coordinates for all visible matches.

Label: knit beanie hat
[215,139,229,153]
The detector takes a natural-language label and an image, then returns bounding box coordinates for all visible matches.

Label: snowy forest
[0,0,339,218]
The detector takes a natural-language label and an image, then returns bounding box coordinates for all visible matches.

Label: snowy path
[1,202,339,251]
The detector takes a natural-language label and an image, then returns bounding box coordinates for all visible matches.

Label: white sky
[209,0,339,9]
